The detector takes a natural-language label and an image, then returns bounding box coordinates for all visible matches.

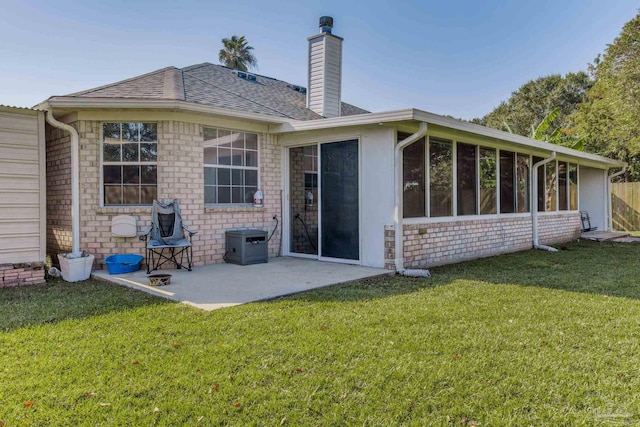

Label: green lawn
[2,241,640,426]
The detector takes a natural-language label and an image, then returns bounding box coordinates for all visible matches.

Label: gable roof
[39,65,624,169]
[62,63,369,121]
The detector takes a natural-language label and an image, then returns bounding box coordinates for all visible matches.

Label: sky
[0,0,637,119]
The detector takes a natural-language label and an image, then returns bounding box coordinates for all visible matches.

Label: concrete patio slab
[92,257,391,311]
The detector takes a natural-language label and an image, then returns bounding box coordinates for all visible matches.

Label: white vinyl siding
[0,107,46,263]
[307,34,342,118]
[322,36,342,117]
[308,38,325,113]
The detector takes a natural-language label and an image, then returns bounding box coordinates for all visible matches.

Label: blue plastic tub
[104,254,144,274]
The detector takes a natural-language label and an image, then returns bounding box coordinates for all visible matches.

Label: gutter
[607,165,627,231]
[38,98,290,125]
[45,111,80,254]
[531,152,558,252]
[394,122,430,275]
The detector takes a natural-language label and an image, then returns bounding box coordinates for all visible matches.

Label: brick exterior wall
[384,212,581,269]
[538,213,582,246]
[47,119,282,270]
[45,125,73,259]
[0,262,45,287]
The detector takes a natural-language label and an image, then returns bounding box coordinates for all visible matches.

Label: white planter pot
[58,254,95,282]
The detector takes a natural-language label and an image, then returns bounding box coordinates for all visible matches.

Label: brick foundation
[384,212,581,269]
[0,262,45,287]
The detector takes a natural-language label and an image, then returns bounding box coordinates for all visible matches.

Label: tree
[570,11,640,180]
[478,72,593,140]
[504,107,587,150]
[218,35,258,71]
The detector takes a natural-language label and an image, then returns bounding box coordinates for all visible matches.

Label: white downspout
[394,122,428,275]
[45,111,80,254]
[531,151,558,252]
[607,165,627,231]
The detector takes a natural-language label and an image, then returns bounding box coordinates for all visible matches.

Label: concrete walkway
[581,230,630,242]
[93,257,390,311]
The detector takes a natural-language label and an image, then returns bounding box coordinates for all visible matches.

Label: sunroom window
[558,162,568,210]
[569,164,578,210]
[402,136,426,218]
[457,143,477,216]
[397,129,578,218]
[545,161,557,211]
[203,127,259,204]
[500,151,516,214]
[479,147,497,214]
[429,138,453,217]
[516,154,530,213]
[102,122,157,206]
[534,156,546,212]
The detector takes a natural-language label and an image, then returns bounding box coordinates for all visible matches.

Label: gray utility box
[225,229,268,265]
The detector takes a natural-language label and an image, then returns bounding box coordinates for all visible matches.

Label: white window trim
[402,132,582,221]
[425,137,430,218]
[99,122,158,208]
[405,212,531,225]
[426,136,454,218]
[478,145,498,215]
[203,127,261,207]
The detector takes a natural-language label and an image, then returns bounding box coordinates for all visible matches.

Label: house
[36,17,625,272]
[0,106,46,286]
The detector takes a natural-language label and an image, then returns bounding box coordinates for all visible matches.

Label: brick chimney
[307,16,343,118]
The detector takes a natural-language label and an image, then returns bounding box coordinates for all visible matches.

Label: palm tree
[218,35,257,71]
[504,107,587,151]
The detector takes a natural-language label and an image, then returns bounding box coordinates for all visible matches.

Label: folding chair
[580,211,598,232]
[140,199,197,274]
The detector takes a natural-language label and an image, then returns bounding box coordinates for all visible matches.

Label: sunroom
[275,108,625,270]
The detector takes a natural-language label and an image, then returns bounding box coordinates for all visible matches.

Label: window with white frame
[102,122,157,206]
[516,154,530,213]
[457,142,478,216]
[500,150,516,214]
[534,156,546,212]
[569,164,578,210]
[203,127,259,204]
[402,135,426,218]
[479,147,497,215]
[559,162,579,211]
[558,162,568,211]
[545,161,557,211]
[398,130,578,218]
[429,137,453,217]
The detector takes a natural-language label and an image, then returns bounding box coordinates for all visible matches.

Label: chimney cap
[319,16,333,33]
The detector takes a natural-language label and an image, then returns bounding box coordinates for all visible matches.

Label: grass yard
[2,241,640,425]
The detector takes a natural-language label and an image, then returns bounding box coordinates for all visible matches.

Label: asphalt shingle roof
[66,63,369,120]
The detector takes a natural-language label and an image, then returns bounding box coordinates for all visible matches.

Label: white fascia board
[39,97,290,125]
[272,109,416,133]
[412,109,626,168]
